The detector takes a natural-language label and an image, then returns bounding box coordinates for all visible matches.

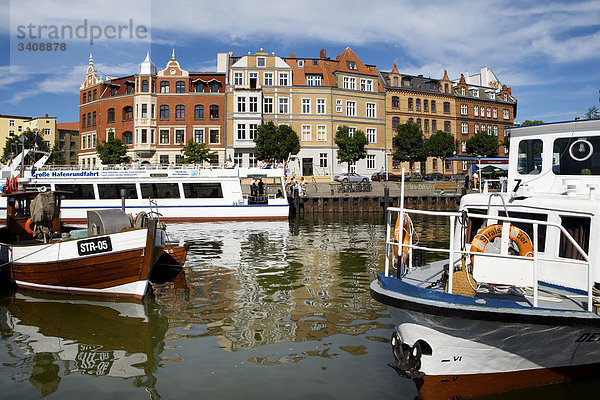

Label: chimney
[45,114,48,118]
[290,53,296,58]
[320,49,326,59]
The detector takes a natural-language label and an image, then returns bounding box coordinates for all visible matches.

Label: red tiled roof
[57,122,79,131]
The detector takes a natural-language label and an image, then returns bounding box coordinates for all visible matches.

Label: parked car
[334,172,370,183]
[371,171,403,182]
[423,172,450,181]
[407,173,423,182]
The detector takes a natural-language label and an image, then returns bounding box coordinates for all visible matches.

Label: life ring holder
[25,218,35,235]
[393,214,411,266]
[569,139,593,162]
[470,224,534,265]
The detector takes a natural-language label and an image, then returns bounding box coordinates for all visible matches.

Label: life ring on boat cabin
[393,214,411,264]
[470,224,534,262]
[24,218,35,234]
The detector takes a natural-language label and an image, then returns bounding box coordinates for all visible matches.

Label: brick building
[78,52,226,166]
[56,122,79,165]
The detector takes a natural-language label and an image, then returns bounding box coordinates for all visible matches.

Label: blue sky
[1,0,599,124]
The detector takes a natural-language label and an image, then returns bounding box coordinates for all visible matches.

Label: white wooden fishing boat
[371,119,600,399]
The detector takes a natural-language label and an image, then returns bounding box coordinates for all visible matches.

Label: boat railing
[384,206,593,312]
[36,163,286,172]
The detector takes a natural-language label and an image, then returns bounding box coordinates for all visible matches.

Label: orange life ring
[393,214,411,264]
[470,224,534,263]
[25,218,35,234]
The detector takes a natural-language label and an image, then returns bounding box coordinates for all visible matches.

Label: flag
[7,158,12,167]
[3,177,9,194]
[31,164,36,175]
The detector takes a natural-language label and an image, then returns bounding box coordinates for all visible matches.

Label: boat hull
[7,228,157,300]
[371,278,600,399]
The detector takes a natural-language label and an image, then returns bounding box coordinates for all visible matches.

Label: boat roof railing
[384,205,594,312]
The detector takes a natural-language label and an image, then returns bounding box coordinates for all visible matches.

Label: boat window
[559,216,590,260]
[552,136,600,175]
[98,184,137,199]
[498,211,547,252]
[182,183,223,198]
[517,139,543,175]
[466,208,487,243]
[140,183,180,199]
[54,184,95,199]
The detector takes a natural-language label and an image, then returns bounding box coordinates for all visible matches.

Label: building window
[159,155,169,164]
[263,72,273,86]
[141,129,148,143]
[444,121,451,133]
[346,61,357,70]
[493,108,498,118]
[82,93,86,103]
[367,154,376,169]
[249,152,257,167]
[93,89,97,100]
[141,80,148,92]
[210,81,219,93]
[366,128,376,144]
[279,72,289,86]
[474,105,478,116]
[234,152,243,167]
[8,130,14,136]
[306,74,322,86]
[194,129,204,143]
[493,125,498,136]
[443,102,450,113]
[160,105,169,120]
[107,108,115,123]
[110,86,117,96]
[195,105,204,119]
[237,124,246,140]
[249,97,258,112]
[175,129,185,144]
[160,81,169,93]
[432,119,437,131]
[366,103,376,118]
[316,98,325,114]
[237,96,246,112]
[392,117,399,130]
[424,99,429,112]
[487,125,492,134]
[264,97,273,113]
[8,120,14,126]
[257,57,266,67]
[159,129,169,144]
[123,131,133,145]
[360,79,373,91]
[433,158,438,170]
[279,97,289,114]
[87,112,91,127]
[317,125,327,141]
[431,101,436,112]
[461,122,468,134]
[82,114,86,128]
[461,87,465,96]
[346,101,356,116]
[123,106,133,121]
[302,125,311,141]
[234,72,243,85]
[195,82,205,92]
[474,124,479,133]
[392,96,399,108]
[408,98,413,110]
[319,153,328,168]
[210,105,219,119]
[176,81,185,93]
[486,107,491,118]
[92,111,96,126]
[302,98,311,114]
[209,129,220,144]
[417,118,422,128]
[249,124,257,140]
[416,99,421,111]
[126,83,133,94]
[348,127,356,137]
[343,76,356,90]
[460,104,468,115]
[176,105,185,119]
[141,104,147,118]
[503,109,509,119]
[480,106,485,116]
[424,119,429,132]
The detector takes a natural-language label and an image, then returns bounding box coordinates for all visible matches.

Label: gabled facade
[78,52,225,167]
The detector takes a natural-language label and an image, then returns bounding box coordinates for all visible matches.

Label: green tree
[519,120,543,126]
[392,122,427,172]
[181,140,216,164]
[2,128,51,163]
[48,140,65,165]
[466,132,499,157]
[427,130,455,174]
[253,122,300,162]
[334,125,368,173]
[586,106,600,119]
[96,137,130,165]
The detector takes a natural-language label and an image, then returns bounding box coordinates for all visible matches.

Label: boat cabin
[2,191,62,242]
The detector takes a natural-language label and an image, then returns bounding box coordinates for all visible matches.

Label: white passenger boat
[0,154,289,223]
[370,119,600,399]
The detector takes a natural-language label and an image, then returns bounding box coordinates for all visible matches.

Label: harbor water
[0,214,598,399]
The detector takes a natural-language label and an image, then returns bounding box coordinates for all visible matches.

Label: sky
[0,0,599,124]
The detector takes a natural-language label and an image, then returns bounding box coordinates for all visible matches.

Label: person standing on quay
[258,179,265,196]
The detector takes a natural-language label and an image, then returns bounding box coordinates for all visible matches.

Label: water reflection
[0,292,167,398]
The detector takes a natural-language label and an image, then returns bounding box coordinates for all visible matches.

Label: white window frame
[366,154,376,170]
[9,120,15,126]
[480,106,485,116]
[175,128,185,144]
[209,128,220,144]
[316,98,326,114]
[343,76,356,90]
[474,106,478,117]
[366,128,376,144]
[279,72,289,86]
[302,125,311,142]
[346,101,356,116]
[264,97,274,113]
[279,97,289,114]
[257,57,266,67]
[317,125,327,142]
[249,96,258,113]
[360,79,373,91]
[302,98,311,114]
[237,96,246,112]
[503,109,509,119]
[249,124,257,140]
[319,153,328,168]
[486,107,491,118]
[234,72,243,86]
[194,128,204,143]
[493,125,498,136]
[263,72,273,86]
[460,104,468,115]
[297,60,304,67]
[237,123,246,140]
[461,122,468,134]
[366,102,376,118]
[306,74,322,86]
[159,128,170,144]
[493,108,497,118]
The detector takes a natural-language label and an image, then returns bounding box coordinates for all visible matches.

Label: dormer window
[306,74,322,86]
[257,57,266,67]
[297,60,304,68]
[346,61,357,70]
[471,88,479,97]
[461,87,465,95]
